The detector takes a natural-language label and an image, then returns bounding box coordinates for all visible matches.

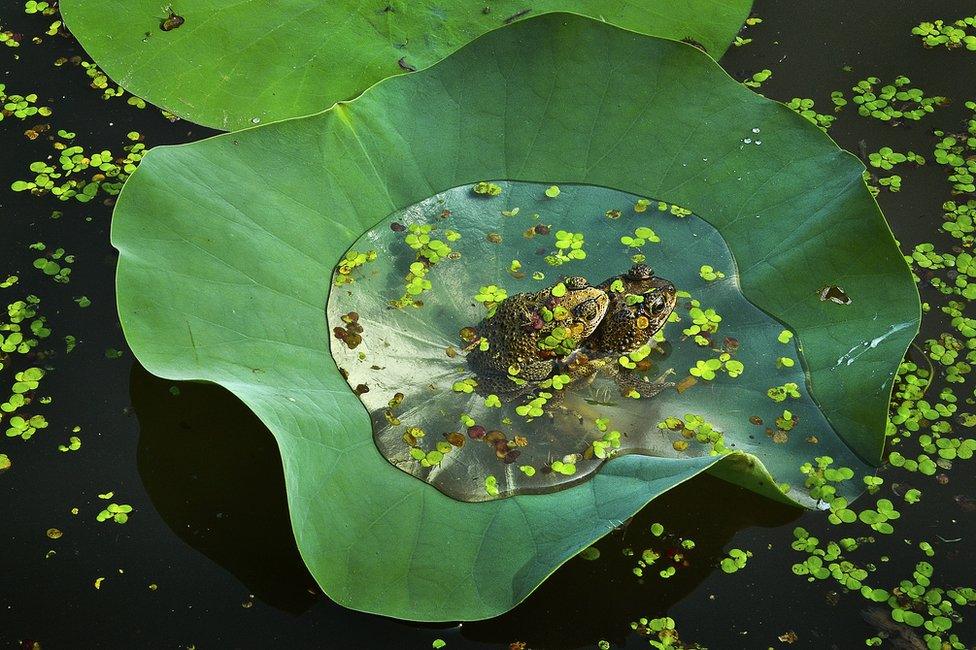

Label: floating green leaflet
[112,15,917,620]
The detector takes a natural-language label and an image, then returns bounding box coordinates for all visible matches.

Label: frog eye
[564,276,589,290]
[647,293,668,314]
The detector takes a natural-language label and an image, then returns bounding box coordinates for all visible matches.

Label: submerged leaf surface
[330,181,868,503]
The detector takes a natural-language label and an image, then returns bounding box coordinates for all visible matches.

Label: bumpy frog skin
[587,264,678,356]
[559,264,678,400]
[467,277,609,383]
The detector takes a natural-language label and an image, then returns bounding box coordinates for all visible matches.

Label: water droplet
[251,117,261,124]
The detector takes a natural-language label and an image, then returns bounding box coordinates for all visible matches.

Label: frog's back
[468,293,551,380]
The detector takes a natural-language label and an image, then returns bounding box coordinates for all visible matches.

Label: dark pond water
[1,1,975,648]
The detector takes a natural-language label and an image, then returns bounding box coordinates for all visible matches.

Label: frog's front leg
[560,354,610,388]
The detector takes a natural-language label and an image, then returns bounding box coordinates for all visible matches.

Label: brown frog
[566,264,678,398]
[467,276,609,387]
[588,264,677,355]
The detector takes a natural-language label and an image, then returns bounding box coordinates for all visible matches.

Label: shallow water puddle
[327,181,868,502]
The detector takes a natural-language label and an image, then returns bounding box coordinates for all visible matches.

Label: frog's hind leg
[614,367,676,399]
[551,389,611,426]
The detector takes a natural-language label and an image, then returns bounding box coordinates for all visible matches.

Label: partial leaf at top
[60,0,753,129]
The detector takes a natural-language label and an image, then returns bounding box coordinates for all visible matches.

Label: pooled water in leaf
[327,182,869,503]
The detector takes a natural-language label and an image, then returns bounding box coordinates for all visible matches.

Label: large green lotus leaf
[113,14,919,620]
[60,1,753,130]
[328,181,870,504]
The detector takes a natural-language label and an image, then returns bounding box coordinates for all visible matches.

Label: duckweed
[767,382,800,402]
[878,174,902,192]
[550,459,577,475]
[0,26,20,48]
[912,15,976,50]
[786,97,836,131]
[1,84,53,121]
[869,147,924,170]
[724,358,744,377]
[474,284,507,306]
[57,435,81,452]
[698,265,725,281]
[4,414,48,440]
[334,249,377,286]
[682,304,722,346]
[904,488,922,504]
[851,75,946,123]
[547,230,586,265]
[390,225,458,308]
[719,548,751,573]
[30,243,74,283]
[656,201,692,217]
[451,378,477,393]
[689,359,721,380]
[857,498,900,534]
[484,475,499,496]
[586,429,621,460]
[96,502,133,524]
[743,68,771,88]
[629,616,697,648]
[515,393,550,418]
[862,474,883,493]
[932,101,976,194]
[620,227,660,248]
[473,182,502,197]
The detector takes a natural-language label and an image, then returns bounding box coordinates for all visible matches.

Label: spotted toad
[588,264,677,355]
[467,276,609,385]
[565,264,678,398]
